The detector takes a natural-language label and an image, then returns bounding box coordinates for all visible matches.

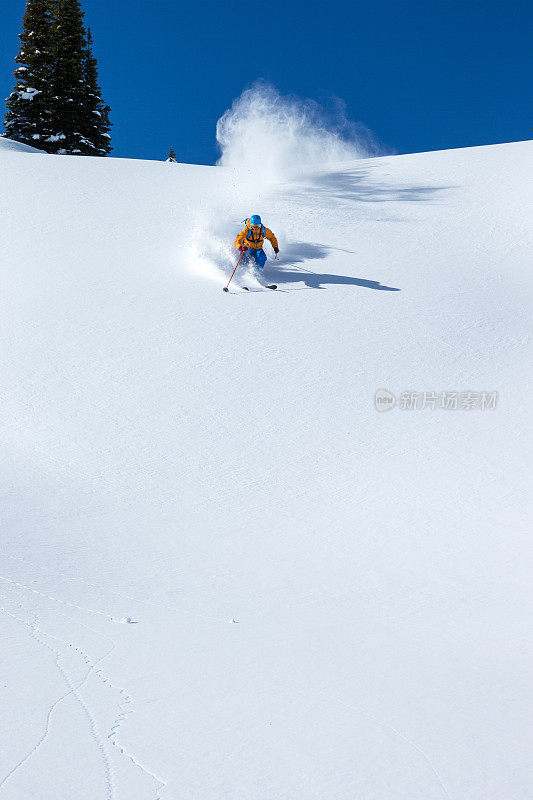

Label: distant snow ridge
[216,80,381,181]
[0,136,44,154]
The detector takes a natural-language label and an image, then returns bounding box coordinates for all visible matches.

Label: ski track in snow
[0,605,114,796]
[2,562,452,800]
[0,573,118,622]
[1,553,229,625]
[0,591,167,800]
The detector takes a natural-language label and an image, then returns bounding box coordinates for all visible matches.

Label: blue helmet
[250,214,261,226]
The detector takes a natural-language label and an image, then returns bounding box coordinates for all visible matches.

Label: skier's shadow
[266,241,400,292]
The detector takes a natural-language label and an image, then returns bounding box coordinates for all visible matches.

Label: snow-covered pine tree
[3,0,55,150]
[4,0,111,155]
[81,29,112,156]
[47,0,90,154]
[166,148,178,162]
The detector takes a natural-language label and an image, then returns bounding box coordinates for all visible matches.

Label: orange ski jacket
[235,220,279,251]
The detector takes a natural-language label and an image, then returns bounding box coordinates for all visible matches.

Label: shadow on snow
[257,164,453,290]
[265,241,400,291]
[289,164,454,204]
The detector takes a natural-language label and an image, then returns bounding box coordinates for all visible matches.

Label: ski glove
[273,247,279,254]
[239,246,248,252]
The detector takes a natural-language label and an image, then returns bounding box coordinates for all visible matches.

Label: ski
[241,284,277,291]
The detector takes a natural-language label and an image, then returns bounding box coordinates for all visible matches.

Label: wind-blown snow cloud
[216,81,382,181]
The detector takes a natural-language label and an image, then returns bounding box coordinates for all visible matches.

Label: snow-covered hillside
[0,136,43,153]
[0,137,531,800]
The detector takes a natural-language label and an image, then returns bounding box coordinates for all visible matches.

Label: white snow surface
[0,136,44,154]
[0,140,532,800]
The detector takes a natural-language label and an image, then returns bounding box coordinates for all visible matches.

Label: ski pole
[223,250,245,292]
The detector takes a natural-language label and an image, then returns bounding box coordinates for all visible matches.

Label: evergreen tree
[47,0,89,154]
[4,0,112,156]
[166,148,178,162]
[81,29,112,156]
[3,0,55,149]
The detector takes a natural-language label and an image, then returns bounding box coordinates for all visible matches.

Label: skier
[234,215,279,288]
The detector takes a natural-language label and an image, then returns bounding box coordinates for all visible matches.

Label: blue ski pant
[242,248,267,270]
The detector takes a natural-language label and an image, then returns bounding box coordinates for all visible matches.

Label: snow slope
[0,137,531,800]
[0,136,44,154]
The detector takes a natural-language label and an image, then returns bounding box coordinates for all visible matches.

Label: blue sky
[1,0,531,163]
